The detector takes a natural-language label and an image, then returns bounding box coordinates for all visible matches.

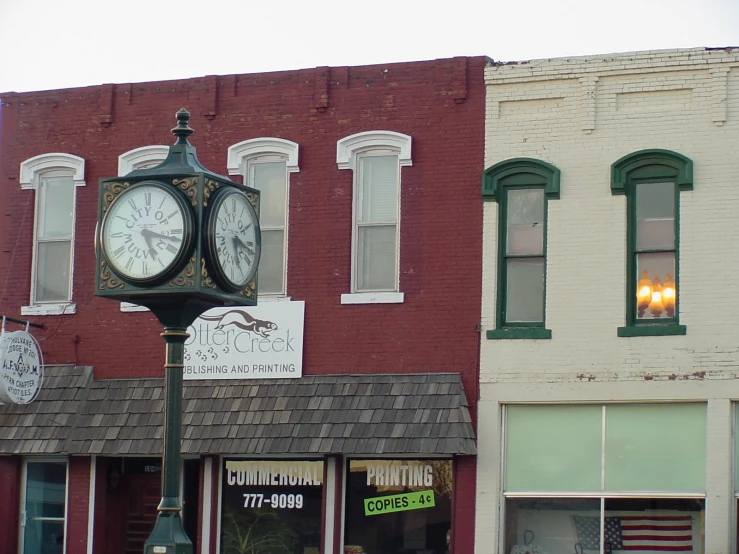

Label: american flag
[573,514,695,552]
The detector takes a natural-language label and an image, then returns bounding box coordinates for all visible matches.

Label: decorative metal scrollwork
[203,179,220,207]
[245,191,259,215]
[200,258,217,289]
[99,261,126,290]
[173,177,198,207]
[101,181,130,212]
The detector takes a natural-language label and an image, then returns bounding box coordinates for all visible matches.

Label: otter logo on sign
[0,331,44,405]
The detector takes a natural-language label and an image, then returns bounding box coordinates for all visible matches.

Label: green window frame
[611,149,692,337]
[483,158,560,340]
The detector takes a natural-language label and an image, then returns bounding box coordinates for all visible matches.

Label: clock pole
[94,108,261,554]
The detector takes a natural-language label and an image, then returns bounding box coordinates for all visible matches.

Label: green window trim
[611,149,693,195]
[483,157,561,202]
[483,158,560,340]
[611,149,692,336]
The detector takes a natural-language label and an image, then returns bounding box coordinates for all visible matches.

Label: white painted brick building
[476,48,739,554]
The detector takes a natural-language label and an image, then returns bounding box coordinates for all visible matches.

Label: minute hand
[233,235,255,255]
[141,229,180,241]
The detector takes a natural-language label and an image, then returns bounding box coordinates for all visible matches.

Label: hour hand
[141,228,178,242]
[142,231,158,258]
[231,237,242,270]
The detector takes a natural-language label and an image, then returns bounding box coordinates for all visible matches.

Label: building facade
[476,48,739,554]
[0,56,488,554]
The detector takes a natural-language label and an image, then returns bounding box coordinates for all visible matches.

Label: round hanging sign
[0,330,44,405]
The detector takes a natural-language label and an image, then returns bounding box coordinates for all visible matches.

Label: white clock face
[102,182,189,281]
[212,190,260,289]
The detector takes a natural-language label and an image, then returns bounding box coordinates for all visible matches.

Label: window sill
[617,324,687,337]
[341,292,404,305]
[21,303,76,316]
[120,302,149,312]
[487,328,552,340]
[257,296,292,303]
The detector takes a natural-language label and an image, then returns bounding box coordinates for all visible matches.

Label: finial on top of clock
[172,108,194,145]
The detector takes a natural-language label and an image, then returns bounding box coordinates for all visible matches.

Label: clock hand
[231,237,242,273]
[233,235,255,255]
[142,232,158,259]
[141,228,180,242]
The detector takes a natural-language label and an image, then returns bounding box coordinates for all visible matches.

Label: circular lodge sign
[0,331,43,404]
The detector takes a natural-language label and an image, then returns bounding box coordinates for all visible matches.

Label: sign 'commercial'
[184,301,304,380]
[0,330,43,405]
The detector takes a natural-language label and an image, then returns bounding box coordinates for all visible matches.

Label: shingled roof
[0,365,92,454]
[1,369,476,456]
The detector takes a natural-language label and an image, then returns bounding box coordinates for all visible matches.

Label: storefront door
[123,473,160,554]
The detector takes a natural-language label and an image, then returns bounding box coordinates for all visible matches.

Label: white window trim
[20,458,69,554]
[337,131,411,304]
[118,145,169,175]
[117,146,170,311]
[20,154,85,316]
[227,138,299,298]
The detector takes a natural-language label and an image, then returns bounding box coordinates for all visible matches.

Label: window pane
[38,177,74,239]
[258,230,285,295]
[604,498,704,554]
[506,258,544,323]
[221,460,323,554]
[359,156,398,223]
[35,241,71,302]
[23,519,65,554]
[506,188,544,255]
[505,405,602,492]
[505,498,601,554]
[635,252,676,320]
[604,404,706,492]
[345,460,452,554]
[25,462,67,519]
[251,162,287,228]
[636,181,675,250]
[357,225,396,292]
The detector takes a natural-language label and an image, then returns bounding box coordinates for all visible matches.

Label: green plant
[221,507,297,554]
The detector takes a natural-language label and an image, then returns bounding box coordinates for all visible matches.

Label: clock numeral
[166,244,179,255]
[145,192,152,206]
[158,196,167,209]
[113,246,125,258]
[170,228,183,235]
[111,232,123,239]
[127,199,137,211]
[142,261,148,274]
[231,198,236,214]
[125,257,134,271]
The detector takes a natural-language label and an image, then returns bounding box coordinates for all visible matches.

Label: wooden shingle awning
[0,367,476,457]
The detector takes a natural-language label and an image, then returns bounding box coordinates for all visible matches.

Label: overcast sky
[1,0,738,93]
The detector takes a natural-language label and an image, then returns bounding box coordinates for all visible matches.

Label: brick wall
[0,58,486,409]
[0,56,487,554]
[0,456,20,554]
[476,47,739,554]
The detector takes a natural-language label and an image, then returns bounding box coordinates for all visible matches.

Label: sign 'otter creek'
[184,301,304,380]
[0,331,43,404]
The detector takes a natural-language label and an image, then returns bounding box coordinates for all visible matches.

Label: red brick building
[0,56,487,554]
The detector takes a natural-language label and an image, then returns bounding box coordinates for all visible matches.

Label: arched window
[337,131,412,304]
[20,153,85,315]
[483,158,560,339]
[611,149,692,336]
[227,138,299,297]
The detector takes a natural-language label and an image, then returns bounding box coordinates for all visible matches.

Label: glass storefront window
[505,498,600,553]
[344,459,453,554]
[504,404,706,554]
[22,460,67,554]
[220,460,323,554]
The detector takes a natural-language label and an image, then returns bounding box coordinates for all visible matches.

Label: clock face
[208,188,261,290]
[101,181,192,283]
